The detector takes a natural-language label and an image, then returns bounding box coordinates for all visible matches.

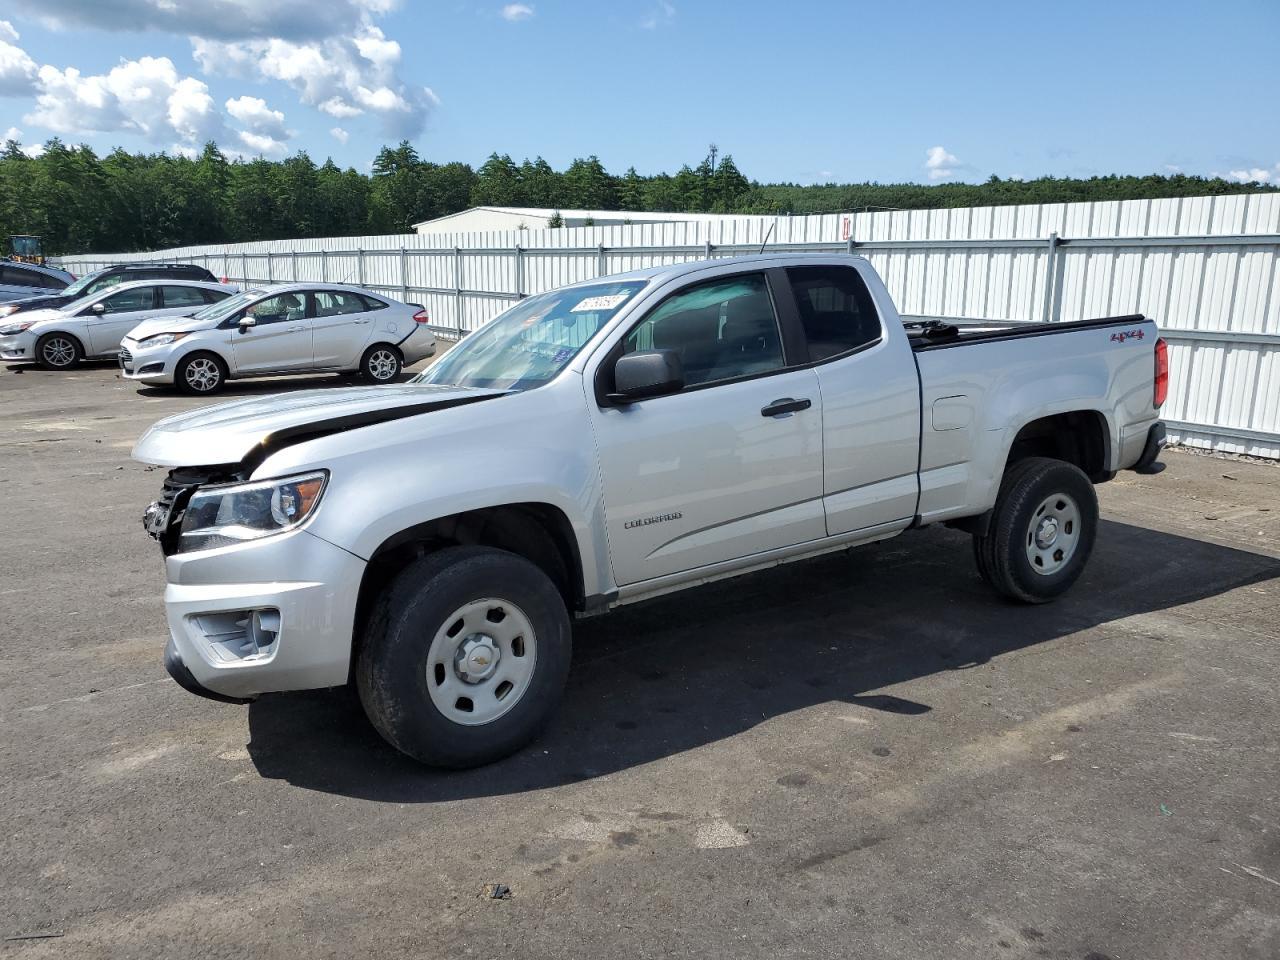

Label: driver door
[83,285,159,355]
[229,292,313,374]
[587,271,825,587]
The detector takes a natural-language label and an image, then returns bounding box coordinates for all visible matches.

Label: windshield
[415,280,648,391]
[190,289,261,324]
[59,269,111,298]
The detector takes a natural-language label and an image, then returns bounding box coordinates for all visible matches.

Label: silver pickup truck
[133,254,1168,767]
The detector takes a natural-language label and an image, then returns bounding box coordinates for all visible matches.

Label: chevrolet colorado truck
[133,254,1169,767]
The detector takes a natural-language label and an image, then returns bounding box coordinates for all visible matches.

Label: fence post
[241,251,248,284]
[704,238,713,261]
[1041,231,1060,323]
[291,249,298,282]
[266,251,273,283]
[514,244,524,299]
[454,247,464,337]
[321,250,328,282]
[597,242,607,277]
[357,248,365,286]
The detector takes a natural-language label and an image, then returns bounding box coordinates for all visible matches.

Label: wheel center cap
[1035,517,1059,549]
[456,636,500,683]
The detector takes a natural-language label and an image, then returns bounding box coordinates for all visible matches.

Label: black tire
[175,351,227,395]
[35,332,82,370]
[360,343,402,383]
[357,545,572,768]
[972,456,1098,603]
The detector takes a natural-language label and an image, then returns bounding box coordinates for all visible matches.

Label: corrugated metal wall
[57,194,1280,458]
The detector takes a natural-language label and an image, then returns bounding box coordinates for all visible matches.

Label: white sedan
[119,283,436,394]
[0,279,233,370]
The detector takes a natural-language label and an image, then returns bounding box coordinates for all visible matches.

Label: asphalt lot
[2,359,1279,960]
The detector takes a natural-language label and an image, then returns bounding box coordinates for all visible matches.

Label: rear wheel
[357,546,572,768]
[360,344,402,383]
[35,332,82,370]
[973,457,1098,603]
[176,352,227,395]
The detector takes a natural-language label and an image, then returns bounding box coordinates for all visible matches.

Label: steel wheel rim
[425,597,537,726]
[1025,492,1081,576]
[42,337,75,367]
[185,357,221,392]
[368,350,398,380]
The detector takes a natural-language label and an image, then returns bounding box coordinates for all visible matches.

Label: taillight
[412,309,429,325]
[1154,337,1168,408]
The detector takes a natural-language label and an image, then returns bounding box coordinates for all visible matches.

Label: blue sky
[1,0,1277,185]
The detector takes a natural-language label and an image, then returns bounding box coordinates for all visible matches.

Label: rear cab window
[784,265,882,362]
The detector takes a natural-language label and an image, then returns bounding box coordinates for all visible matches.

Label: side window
[624,273,784,387]
[86,274,125,296]
[202,288,231,303]
[359,295,389,311]
[99,286,156,313]
[313,291,366,317]
[160,285,207,308]
[785,265,882,362]
[247,293,305,324]
[0,265,38,287]
[36,271,67,289]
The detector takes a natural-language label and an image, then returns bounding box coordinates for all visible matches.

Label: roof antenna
[758,221,776,254]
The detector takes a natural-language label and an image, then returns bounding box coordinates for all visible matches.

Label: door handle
[761,397,812,417]
[355,318,371,324]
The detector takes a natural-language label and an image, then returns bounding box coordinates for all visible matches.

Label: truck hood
[132,383,509,468]
[125,313,215,340]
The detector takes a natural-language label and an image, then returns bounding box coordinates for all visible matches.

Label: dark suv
[0,263,220,320]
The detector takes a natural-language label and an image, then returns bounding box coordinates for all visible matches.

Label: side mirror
[91,302,106,314]
[239,315,256,329]
[607,349,684,404]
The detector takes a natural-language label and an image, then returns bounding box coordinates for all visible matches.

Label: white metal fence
[57,194,1280,458]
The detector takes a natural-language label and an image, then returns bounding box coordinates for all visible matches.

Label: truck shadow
[245,519,1280,800]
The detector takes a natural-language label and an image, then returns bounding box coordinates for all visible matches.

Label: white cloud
[1163,164,1181,174]
[225,94,288,139]
[640,0,675,29]
[925,145,959,180]
[1226,165,1276,183]
[0,19,38,96]
[501,3,534,21]
[25,56,224,147]
[193,20,435,138]
[330,126,349,143]
[3,125,20,141]
[237,130,287,157]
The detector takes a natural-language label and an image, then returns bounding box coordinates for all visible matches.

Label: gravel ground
[1,360,1278,960]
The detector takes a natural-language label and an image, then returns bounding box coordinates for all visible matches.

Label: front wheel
[973,457,1098,603]
[356,546,572,768]
[175,352,227,395]
[360,344,402,383]
[35,332,82,370]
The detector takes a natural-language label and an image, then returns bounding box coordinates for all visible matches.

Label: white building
[412,206,772,236]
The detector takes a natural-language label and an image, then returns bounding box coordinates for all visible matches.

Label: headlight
[179,471,328,552]
[0,320,34,335]
[0,305,20,319]
[140,332,189,347]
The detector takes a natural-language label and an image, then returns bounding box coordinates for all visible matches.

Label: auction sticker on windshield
[571,294,630,312]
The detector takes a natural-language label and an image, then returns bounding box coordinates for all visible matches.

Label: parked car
[133,254,1168,768]
[118,283,435,394]
[0,280,232,369]
[0,262,218,319]
[0,260,73,302]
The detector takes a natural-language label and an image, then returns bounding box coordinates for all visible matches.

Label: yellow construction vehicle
[8,235,45,265]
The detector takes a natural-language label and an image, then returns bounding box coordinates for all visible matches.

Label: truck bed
[902,313,1150,350]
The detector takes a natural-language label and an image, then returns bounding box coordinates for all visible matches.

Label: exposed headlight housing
[0,319,35,335]
[179,471,328,552]
[140,332,189,347]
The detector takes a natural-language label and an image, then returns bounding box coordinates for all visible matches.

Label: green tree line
[2,138,1273,256]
